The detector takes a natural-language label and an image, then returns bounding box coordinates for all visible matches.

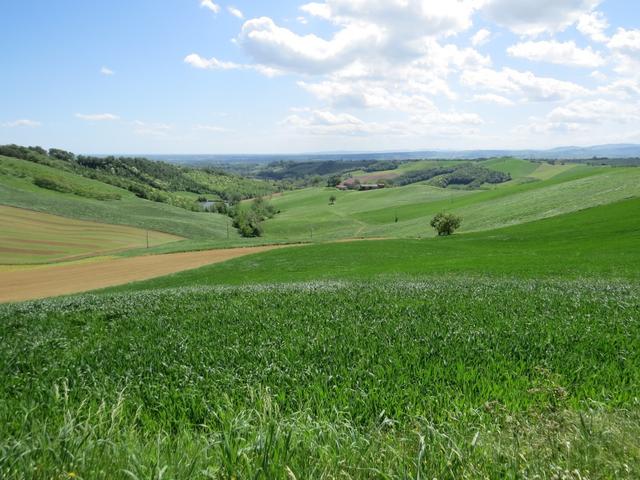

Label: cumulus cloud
[471,29,491,47]
[301,0,479,37]
[548,99,640,124]
[461,67,589,102]
[227,6,244,19]
[482,0,601,36]
[238,17,384,74]
[100,66,115,76]
[507,40,604,68]
[577,11,609,42]
[2,119,41,128]
[200,0,220,14]
[75,113,120,121]
[184,53,242,70]
[283,107,481,137]
[472,94,515,106]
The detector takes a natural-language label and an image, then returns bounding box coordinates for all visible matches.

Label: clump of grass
[1,279,639,478]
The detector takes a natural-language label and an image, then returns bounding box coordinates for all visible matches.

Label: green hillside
[256,164,639,242]
[107,196,640,293]
[0,155,234,240]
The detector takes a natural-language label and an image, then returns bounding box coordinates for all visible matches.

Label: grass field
[107,197,640,294]
[1,153,640,478]
[0,156,233,240]
[0,205,181,264]
[259,164,640,242]
[1,279,639,478]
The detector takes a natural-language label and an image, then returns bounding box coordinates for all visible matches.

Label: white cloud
[184,53,242,70]
[472,93,515,106]
[196,124,231,133]
[238,17,384,75]
[598,79,640,98]
[227,6,244,19]
[607,29,640,75]
[100,66,115,76]
[548,99,640,124]
[482,0,601,36]
[607,28,640,56]
[461,67,589,102]
[471,29,491,47]
[200,0,220,14]
[283,106,482,138]
[75,113,120,121]
[133,121,171,136]
[301,0,479,37]
[282,109,394,136]
[507,40,604,68]
[577,11,609,42]
[184,53,283,77]
[2,119,41,128]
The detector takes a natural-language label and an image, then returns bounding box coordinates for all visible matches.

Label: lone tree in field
[329,195,337,205]
[430,212,462,236]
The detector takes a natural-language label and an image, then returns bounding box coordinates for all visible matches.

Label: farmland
[1,148,640,478]
[0,205,181,264]
[1,279,639,478]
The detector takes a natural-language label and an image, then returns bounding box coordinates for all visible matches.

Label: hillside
[257,162,640,242]
[107,196,640,293]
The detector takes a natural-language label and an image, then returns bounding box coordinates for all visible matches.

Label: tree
[430,213,462,236]
[327,175,342,187]
[329,195,337,205]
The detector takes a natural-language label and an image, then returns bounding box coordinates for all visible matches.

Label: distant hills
[143,144,640,165]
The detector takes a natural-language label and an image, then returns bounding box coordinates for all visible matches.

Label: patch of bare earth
[0,246,286,303]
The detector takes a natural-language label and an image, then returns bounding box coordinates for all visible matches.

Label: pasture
[0,205,181,264]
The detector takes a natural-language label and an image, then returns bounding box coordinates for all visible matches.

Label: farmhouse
[359,183,386,191]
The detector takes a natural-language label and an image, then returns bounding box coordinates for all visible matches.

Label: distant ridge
[140,144,640,165]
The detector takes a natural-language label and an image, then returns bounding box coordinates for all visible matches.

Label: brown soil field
[0,246,286,303]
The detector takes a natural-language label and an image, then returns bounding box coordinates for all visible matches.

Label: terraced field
[0,206,181,264]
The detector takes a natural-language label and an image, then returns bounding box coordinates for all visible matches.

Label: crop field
[260,165,640,242]
[0,205,181,264]
[108,197,640,293]
[1,279,639,478]
[0,245,283,303]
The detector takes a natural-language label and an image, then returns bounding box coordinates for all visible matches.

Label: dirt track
[0,246,284,303]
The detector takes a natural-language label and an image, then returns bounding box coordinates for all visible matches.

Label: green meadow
[1,151,640,478]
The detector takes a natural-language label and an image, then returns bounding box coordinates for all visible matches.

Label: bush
[34,176,121,200]
[33,176,73,194]
[233,210,264,237]
[430,212,462,236]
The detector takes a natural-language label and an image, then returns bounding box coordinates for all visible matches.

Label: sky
[1,0,639,154]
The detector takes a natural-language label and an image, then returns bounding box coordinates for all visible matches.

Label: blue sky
[1,0,639,154]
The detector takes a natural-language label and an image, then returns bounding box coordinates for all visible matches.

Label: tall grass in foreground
[1,280,639,478]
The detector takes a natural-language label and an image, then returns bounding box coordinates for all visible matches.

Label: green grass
[259,165,639,243]
[0,156,234,240]
[106,197,640,292]
[2,279,640,478]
